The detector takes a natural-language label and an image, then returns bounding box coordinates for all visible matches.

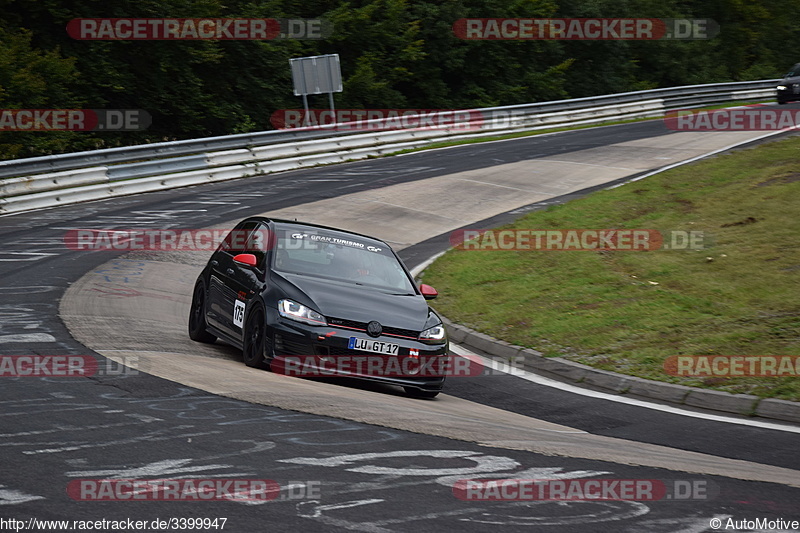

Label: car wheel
[188,281,217,344]
[404,387,440,399]
[242,306,272,370]
[778,99,787,105]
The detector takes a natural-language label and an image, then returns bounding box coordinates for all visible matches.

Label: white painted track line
[450,343,800,434]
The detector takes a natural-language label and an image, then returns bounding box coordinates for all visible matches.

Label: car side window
[219,221,259,254]
[244,223,268,269]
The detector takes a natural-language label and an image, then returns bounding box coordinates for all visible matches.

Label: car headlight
[419,324,447,344]
[777,85,787,90]
[278,299,327,326]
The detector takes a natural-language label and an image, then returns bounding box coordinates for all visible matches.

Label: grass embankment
[422,135,800,401]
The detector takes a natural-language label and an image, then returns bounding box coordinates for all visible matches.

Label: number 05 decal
[233,299,246,328]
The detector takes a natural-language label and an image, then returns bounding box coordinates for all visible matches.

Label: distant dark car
[777,63,800,104]
[188,217,448,398]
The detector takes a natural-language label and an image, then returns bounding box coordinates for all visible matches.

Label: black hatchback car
[777,63,800,104]
[188,217,448,398]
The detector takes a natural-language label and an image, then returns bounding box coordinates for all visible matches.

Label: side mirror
[420,284,438,300]
[233,253,258,267]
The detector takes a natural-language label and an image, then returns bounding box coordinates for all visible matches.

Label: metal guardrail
[0,79,780,215]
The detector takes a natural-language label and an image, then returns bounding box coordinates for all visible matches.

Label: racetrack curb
[441,316,800,425]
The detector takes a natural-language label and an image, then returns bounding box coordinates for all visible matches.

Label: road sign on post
[290,54,343,127]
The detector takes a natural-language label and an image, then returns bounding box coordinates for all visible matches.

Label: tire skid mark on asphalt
[58,257,800,487]
[45,127,797,531]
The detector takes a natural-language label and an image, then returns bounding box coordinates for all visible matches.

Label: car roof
[241,216,392,247]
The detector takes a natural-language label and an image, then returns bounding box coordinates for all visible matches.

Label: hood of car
[275,272,430,331]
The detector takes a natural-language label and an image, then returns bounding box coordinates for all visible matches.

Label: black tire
[404,387,440,399]
[188,281,217,343]
[242,306,271,370]
[778,99,788,105]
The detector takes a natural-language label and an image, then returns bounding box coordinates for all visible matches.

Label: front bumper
[777,86,800,102]
[267,315,448,391]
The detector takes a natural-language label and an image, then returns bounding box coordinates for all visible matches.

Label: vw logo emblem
[367,321,383,338]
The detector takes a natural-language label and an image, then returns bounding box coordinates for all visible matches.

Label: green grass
[422,135,800,401]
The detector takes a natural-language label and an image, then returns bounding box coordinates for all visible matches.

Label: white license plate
[348,337,399,355]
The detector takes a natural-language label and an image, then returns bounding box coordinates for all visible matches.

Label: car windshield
[272,227,416,293]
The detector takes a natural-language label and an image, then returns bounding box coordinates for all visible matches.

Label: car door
[226,223,269,342]
[206,220,261,340]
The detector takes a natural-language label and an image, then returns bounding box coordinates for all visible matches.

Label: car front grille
[327,317,419,339]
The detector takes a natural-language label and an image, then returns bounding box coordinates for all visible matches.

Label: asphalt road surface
[1,119,799,532]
